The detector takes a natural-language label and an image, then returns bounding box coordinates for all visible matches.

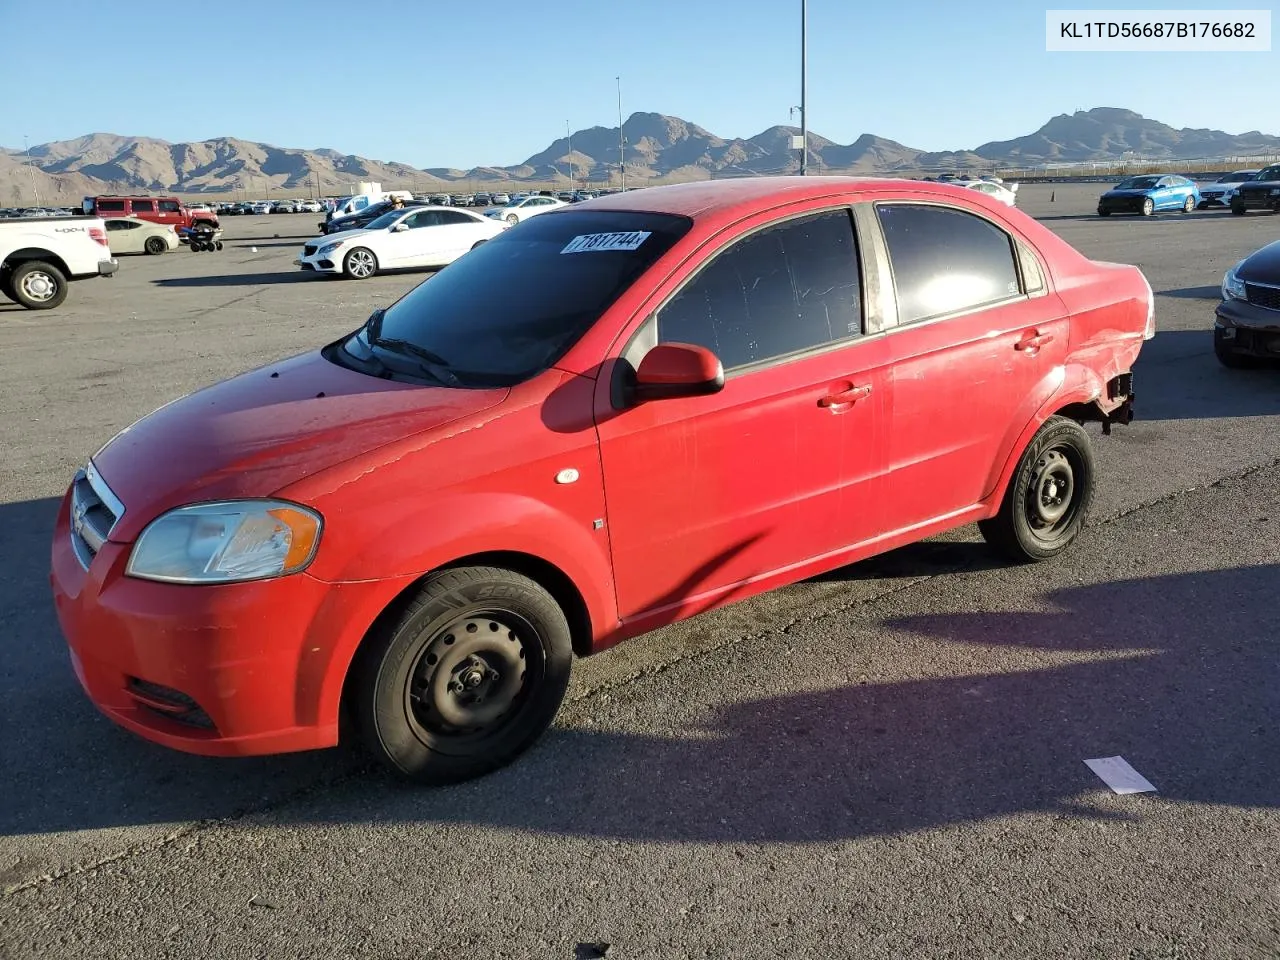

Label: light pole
[616,76,627,191]
[566,121,574,191]
[800,0,808,175]
[23,135,42,206]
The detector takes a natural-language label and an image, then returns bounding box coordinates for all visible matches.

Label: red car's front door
[594,207,890,625]
[868,201,1069,533]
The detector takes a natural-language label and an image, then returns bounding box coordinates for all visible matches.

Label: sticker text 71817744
[560,231,652,254]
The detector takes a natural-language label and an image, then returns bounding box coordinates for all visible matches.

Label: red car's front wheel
[352,566,573,785]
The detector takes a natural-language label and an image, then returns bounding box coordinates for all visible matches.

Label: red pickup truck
[83,195,219,236]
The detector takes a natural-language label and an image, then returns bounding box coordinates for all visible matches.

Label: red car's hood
[93,350,507,541]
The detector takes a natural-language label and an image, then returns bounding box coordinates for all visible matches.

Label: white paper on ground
[1084,756,1157,794]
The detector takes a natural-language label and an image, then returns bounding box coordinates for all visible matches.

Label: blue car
[1097,174,1201,217]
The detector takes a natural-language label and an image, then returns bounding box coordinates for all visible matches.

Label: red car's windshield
[340,209,693,387]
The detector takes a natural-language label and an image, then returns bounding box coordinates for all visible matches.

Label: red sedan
[51,177,1155,784]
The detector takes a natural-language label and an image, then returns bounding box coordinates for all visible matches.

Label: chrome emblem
[72,500,90,541]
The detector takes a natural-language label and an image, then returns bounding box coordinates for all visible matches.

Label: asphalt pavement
[1,184,1278,958]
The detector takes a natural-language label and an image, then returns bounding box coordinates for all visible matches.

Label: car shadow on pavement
[1159,285,1223,300]
[153,272,326,287]
[4,478,1277,847]
[1133,329,1279,420]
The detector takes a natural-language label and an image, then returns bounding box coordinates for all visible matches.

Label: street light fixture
[616,76,627,192]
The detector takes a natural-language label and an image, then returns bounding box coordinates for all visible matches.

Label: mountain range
[5,108,1279,203]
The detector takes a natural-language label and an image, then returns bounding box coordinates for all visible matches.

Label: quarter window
[656,209,863,370]
[876,203,1022,324]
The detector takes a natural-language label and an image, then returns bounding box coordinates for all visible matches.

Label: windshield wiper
[363,309,462,387]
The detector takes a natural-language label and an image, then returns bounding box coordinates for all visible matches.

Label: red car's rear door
[867,200,1069,533]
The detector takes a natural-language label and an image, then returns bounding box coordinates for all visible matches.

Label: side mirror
[392,222,408,232]
[632,343,724,402]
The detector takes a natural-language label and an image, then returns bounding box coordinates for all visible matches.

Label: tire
[1214,330,1257,368]
[506,213,519,224]
[1182,196,1195,213]
[1196,202,1208,210]
[1097,209,1111,217]
[1231,203,1246,216]
[145,235,168,255]
[1141,198,1154,216]
[342,246,378,279]
[215,241,224,250]
[352,566,573,784]
[979,415,1095,563]
[189,241,202,252]
[9,260,68,310]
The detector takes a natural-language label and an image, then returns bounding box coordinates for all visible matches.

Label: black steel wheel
[979,415,1095,563]
[353,566,573,784]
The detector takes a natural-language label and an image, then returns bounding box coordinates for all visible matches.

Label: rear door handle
[1015,332,1054,351]
[818,384,873,408]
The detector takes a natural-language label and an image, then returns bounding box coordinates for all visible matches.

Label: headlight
[318,242,342,256]
[1222,263,1246,302]
[126,500,322,584]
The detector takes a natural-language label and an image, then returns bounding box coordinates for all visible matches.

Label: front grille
[1245,283,1280,311]
[69,463,124,567]
[126,678,217,730]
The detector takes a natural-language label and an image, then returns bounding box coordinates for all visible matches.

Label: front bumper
[49,483,412,757]
[98,258,119,277]
[1232,189,1280,211]
[296,250,341,273]
[1199,190,1231,206]
[1097,195,1151,214]
[1214,297,1280,359]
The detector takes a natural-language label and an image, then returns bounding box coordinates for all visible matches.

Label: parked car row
[1097,166,1280,217]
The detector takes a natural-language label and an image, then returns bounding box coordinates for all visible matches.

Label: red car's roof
[576,176,965,219]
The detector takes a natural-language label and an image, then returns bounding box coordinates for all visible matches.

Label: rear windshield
[1219,172,1257,182]
[345,209,693,386]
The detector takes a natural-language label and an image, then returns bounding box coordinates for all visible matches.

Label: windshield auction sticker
[1046,9,1271,50]
[561,231,652,254]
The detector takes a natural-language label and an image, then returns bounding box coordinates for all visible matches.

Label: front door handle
[818,384,873,409]
[1015,332,1054,351]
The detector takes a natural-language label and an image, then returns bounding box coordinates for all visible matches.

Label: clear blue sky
[1,0,1272,167]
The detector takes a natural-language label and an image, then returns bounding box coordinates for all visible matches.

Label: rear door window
[97,200,126,213]
[875,203,1022,324]
[131,200,155,213]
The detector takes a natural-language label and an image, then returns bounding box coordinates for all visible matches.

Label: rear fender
[981,363,1112,513]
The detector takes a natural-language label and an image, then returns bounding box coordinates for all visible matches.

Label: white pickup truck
[0,215,118,310]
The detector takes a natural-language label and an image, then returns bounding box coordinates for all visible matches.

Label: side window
[1016,241,1046,295]
[438,211,475,225]
[876,203,1021,324]
[158,200,180,213]
[655,209,862,371]
[105,220,127,231]
[404,211,438,228]
[97,200,126,213]
[132,199,155,213]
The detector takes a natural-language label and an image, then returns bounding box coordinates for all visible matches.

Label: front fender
[981,363,1106,510]
[307,491,619,647]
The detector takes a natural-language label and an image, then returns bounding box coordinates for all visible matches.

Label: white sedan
[297,205,508,279]
[485,194,568,224]
[103,217,180,255]
[957,179,1020,206]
